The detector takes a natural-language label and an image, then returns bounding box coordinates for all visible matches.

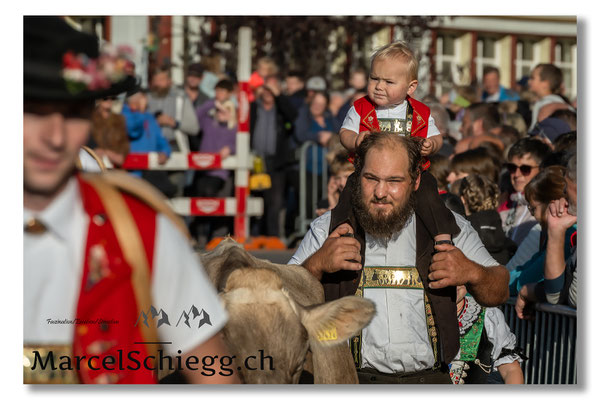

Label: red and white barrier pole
[235,27,252,240]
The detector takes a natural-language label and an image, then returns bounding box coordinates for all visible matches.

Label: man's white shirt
[289,211,499,373]
[24,177,227,355]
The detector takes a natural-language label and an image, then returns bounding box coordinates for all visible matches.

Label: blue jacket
[121,104,172,156]
[121,104,172,177]
[482,86,520,103]
[509,225,577,296]
[293,105,336,175]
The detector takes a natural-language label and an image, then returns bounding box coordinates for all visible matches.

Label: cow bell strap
[350,266,441,370]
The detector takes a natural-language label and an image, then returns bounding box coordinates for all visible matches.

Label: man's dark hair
[549,109,577,131]
[450,147,501,184]
[553,131,577,154]
[152,66,171,78]
[498,125,521,148]
[354,132,422,185]
[286,70,305,82]
[215,79,234,92]
[483,66,500,77]
[535,63,564,94]
[507,137,552,165]
[467,102,501,131]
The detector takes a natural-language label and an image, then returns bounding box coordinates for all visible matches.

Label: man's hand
[515,284,536,320]
[263,81,280,97]
[156,113,176,128]
[303,223,362,280]
[428,242,509,306]
[420,138,434,156]
[546,198,577,234]
[157,152,169,165]
[428,243,476,289]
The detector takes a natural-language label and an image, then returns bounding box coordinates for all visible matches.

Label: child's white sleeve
[426,114,441,138]
[340,105,360,133]
[485,307,523,371]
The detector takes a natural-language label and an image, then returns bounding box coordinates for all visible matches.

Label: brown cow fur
[200,238,375,384]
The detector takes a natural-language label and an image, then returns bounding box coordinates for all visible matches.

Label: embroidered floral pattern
[458,297,482,335]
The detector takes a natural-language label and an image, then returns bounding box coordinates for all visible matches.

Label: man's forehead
[363,144,409,176]
[24,99,94,116]
[511,153,537,164]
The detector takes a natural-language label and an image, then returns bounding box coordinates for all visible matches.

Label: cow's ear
[301,296,375,346]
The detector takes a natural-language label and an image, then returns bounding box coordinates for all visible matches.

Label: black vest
[325,174,460,365]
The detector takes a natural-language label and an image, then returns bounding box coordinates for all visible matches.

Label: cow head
[202,239,375,384]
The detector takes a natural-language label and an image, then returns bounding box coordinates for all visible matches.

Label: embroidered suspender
[350,266,442,370]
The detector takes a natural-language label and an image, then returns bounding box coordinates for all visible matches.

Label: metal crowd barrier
[501,297,577,384]
[288,141,329,244]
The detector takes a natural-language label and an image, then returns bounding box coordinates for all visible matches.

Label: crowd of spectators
[88,55,577,313]
[303,61,577,317]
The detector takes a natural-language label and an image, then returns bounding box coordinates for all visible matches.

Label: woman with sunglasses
[499,138,551,246]
[507,166,576,296]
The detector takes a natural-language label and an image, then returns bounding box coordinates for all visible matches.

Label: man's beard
[151,86,170,98]
[351,181,416,240]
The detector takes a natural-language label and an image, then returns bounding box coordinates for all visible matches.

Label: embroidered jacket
[352,95,432,169]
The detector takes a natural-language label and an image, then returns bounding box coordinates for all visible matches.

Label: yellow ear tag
[316,325,338,342]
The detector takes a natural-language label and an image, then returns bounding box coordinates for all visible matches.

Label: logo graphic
[190,153,216,168]
[195,199,221,214]
[176,305,212,329]
[134,306,170,328]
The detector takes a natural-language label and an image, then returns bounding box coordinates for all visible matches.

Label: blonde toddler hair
[371,41,419,81]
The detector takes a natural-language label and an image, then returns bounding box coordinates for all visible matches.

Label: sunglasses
[505,163,539,176]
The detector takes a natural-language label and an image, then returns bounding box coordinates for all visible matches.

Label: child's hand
[420,138,434,156]
[157,152,169,165]
[355,131,370,150]
[219,146,231,159]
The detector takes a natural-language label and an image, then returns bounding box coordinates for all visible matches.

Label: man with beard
[146,67,200,196]
[289,132,509,384]
[147,67,200,153]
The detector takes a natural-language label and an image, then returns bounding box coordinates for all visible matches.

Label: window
[516,39,537,81]
[554,40,577,99]
[434,34,459,98]
[475,36,500,81]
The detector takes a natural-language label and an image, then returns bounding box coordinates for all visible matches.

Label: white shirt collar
[377,99,407,110]
[24,177,81,241]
